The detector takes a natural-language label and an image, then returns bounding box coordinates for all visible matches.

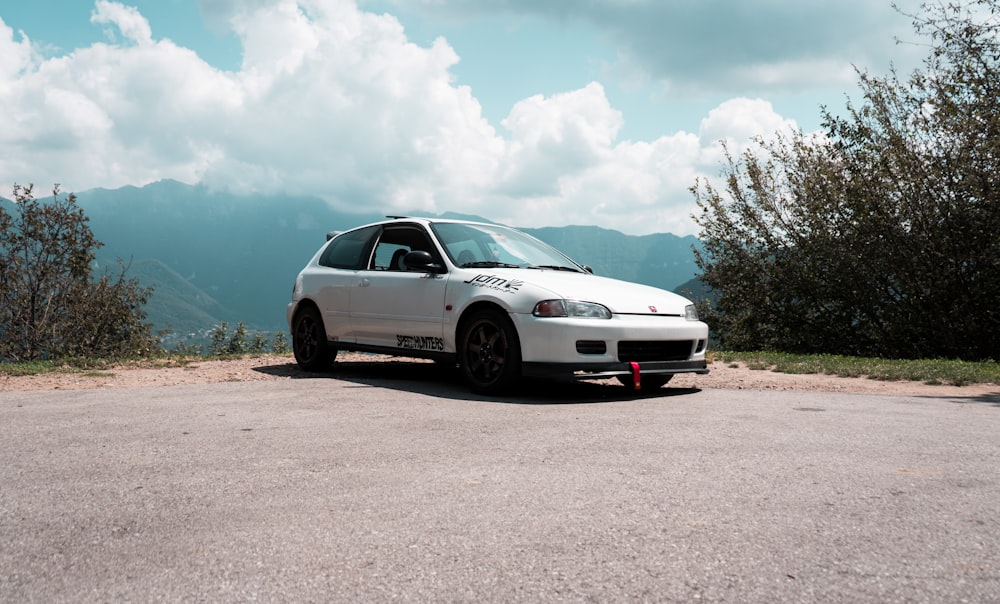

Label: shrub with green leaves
[1,185,158,361]
[693,1,1000,361]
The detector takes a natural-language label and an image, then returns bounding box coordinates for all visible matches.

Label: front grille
[618,340,694,363]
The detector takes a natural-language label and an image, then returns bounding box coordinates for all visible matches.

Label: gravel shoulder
[2,353,997,397]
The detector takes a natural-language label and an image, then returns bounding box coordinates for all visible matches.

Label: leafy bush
[1,185,158,361]
[204,321,287,357]
[693,1,1000,361]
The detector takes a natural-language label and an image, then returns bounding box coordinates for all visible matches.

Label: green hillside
[102,258,232,341]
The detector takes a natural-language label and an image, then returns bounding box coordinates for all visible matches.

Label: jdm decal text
[463,274,523,293]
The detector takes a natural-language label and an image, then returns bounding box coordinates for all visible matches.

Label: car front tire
[292,306,336,371]
[459,309,522,394]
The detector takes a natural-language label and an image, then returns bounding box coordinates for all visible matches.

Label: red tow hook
[630,361,641,391]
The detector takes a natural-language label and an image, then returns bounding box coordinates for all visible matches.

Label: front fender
[447,269,560,316]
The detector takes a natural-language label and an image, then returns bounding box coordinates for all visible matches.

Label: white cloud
[474,85,797,236]
[0,19,33,81]
[497,83,621,196]
[0,1,803,236]
[699,98,798,148]
[91,0,153,46]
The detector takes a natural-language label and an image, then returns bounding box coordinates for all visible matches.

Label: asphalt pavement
[2,364,999,603]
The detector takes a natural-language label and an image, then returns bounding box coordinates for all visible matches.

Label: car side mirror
[403,250,445,273]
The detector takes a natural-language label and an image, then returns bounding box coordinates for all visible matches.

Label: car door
[348,224,449,352]
[310,224,380,343]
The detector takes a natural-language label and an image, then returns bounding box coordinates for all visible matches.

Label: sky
[0,0,925,236]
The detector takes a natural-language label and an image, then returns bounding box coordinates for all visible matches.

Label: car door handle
[359,278,371,287]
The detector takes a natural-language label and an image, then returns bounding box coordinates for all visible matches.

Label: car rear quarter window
[319,225,379,269]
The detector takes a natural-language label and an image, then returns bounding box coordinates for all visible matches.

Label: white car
[287,217,709,393]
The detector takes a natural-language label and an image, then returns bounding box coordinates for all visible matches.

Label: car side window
[318,225,380,269]
[369,225,439,271]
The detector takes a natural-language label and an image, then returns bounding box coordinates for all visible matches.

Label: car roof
[384,215,500,227]
[324,216,512,242]
[349,215,504,231]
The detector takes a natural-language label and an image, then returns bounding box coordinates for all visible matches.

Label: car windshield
[431,222,583,271]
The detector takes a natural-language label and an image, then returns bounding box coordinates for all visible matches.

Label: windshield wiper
[460,261,522,269]
[527,265,582,272]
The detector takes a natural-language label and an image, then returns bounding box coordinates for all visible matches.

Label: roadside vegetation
[1,186,286,367]
[178,321,288,357]
[0,322,289,378]
[1,185,159,362]
[692,0,1000,362]
[711,351,1000,387]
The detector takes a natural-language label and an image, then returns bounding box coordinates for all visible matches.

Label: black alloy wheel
[460,309,522,393]
[292,306,336,371]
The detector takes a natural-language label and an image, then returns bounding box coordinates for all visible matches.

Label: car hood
[519,270,693,316]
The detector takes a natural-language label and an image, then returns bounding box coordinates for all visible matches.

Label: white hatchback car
[288,217,709,393]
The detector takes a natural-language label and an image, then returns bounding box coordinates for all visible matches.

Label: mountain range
[19,180,703,341]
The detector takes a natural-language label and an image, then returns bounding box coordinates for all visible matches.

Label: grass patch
[0,352,207,378]
[710,351,1000,387]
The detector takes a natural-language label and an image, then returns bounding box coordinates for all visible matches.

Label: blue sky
[0,0,923,235]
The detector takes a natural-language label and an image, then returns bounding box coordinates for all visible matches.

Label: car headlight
[533,299,612,319]
[685,304,699,321]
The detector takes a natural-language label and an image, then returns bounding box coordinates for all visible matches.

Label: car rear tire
[617,374,673,391]
[460,309,522,393]
[292,306,336,371]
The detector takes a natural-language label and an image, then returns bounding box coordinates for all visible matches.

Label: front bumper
[509,312,710,380]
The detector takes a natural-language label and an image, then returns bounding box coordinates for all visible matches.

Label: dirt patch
[2,353,997,397]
